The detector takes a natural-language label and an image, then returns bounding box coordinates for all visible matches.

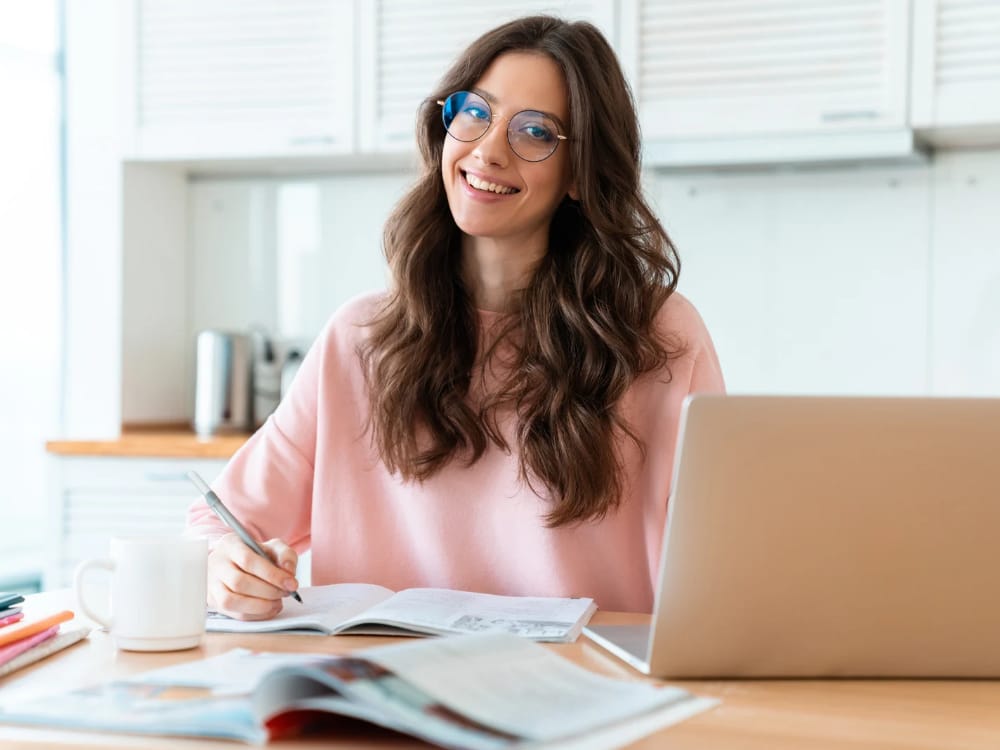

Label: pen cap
[193,330,254,437]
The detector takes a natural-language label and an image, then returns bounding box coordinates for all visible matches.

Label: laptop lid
[636,395,1000,678]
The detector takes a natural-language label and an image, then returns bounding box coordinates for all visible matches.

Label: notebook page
[338,588,595,641]
[206,583,393,633]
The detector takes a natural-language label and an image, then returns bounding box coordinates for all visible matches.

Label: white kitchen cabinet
[911,0,1000,145]
[121,0,356,160]
[357,0,617,153]
[622,0,919,167]
[45,456,227,589]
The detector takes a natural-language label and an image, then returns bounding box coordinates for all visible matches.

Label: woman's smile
[462,169,520,196]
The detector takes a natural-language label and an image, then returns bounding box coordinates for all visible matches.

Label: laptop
[585,395,1000,678]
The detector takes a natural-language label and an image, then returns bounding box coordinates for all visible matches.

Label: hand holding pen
[188,471,303,619]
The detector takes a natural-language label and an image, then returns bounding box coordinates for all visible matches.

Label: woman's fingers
[209,579,283,621]
[206,533,298,619]
[262,538,299,579]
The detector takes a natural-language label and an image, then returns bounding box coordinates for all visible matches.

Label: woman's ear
[567,181,580,201]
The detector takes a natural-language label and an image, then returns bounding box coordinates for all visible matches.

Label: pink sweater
[186,291,724,612]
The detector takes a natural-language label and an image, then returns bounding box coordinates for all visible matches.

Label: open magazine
[207,584,597,643]
[0,634,717,748]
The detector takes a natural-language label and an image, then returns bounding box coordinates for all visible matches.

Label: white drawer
[58,456,227,490]
[46,456,230,588]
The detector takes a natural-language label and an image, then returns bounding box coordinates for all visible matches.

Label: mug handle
[74,558,114,629]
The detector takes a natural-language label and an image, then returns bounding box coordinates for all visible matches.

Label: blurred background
[1,0,998,591]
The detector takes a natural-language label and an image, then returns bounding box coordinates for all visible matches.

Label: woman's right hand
[206,533,299,620]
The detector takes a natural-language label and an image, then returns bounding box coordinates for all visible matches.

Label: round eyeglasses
[437,90,568,163]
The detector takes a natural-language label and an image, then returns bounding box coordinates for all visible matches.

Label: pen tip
[292,591,303,603]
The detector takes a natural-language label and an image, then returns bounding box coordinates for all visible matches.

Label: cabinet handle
[288,135,336,146]
[143,472,192,483]
[820,110,881,123]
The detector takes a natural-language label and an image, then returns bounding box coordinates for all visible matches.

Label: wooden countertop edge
[45,428,250,459]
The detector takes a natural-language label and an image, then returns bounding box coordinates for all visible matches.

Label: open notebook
[207,584,597,643]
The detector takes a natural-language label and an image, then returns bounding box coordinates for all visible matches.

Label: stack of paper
[0,595,90,678]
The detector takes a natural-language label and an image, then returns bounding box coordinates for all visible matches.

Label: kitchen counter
[45,425,250,459]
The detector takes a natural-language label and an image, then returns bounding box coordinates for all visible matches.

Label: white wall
[928,151,1000,396]
[153,147,1000,423]
[652,149,999,396]
[63,0,123,438]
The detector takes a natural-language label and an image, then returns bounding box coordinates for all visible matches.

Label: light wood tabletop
[2,591,1000,749]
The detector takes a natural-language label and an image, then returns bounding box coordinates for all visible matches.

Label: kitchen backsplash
[189,172,410,344]
[170,148,1000,427]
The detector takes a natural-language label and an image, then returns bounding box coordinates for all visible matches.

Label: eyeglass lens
[441,91,562,163]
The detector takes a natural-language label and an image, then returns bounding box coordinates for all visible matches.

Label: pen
[187,470,303,603]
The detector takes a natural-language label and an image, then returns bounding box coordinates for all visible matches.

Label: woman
[187,15,724,619]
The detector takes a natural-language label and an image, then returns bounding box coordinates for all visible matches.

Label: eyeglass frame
[435,90,569,163]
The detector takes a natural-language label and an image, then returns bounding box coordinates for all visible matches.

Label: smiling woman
[187,15,725,621]
[0,2,62,591]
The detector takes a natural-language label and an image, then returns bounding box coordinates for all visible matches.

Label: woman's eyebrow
[472,87,499,104]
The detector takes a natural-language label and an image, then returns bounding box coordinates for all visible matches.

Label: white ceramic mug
[74,536,208,651]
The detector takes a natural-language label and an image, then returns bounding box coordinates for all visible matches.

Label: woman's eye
[520,123,555,142]
[460,106,490,121]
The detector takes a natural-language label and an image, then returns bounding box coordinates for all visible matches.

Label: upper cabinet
[357,0,616,153]
[122,0,355,160]
[115,0,1000,169]
[621,0,917,167]
[911,0,1000,145]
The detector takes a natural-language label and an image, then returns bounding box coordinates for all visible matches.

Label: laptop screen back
[645,395,1000,678]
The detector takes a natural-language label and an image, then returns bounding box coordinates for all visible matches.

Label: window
[0,1,63,590]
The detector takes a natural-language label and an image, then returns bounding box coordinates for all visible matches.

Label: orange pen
[0,610,74,649]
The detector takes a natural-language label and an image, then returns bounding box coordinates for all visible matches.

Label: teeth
[465,172,517,195]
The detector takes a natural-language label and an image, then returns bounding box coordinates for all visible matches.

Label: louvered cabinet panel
[624,0,910,141]
[45,457,227,588]
[125,0,355,160]
[358,0,617,152]
[912,0,1000,133]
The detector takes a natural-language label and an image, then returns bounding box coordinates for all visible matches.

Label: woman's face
[441,51,577,248]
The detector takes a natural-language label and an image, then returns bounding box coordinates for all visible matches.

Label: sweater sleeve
[184,319,329,552]
[662,291,726,397]
[688,307,725,396]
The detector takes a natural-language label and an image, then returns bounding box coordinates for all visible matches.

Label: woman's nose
[471,117,511,167]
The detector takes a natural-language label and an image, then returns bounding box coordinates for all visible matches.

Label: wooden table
[3,591,1000,749]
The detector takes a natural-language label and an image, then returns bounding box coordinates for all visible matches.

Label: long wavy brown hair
[359,15,681,526]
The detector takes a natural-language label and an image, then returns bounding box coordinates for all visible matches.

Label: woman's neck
[461,234,546,312]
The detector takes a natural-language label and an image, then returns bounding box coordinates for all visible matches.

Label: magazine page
[206,583,394,634]
[360,632,706,743]
[125,648,333,693]
[118,649,541,748]
[0,679,266,743]
[335,588,597,642]
[253,658,519,750]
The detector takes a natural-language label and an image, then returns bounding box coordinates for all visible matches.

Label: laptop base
[583,624,652,674]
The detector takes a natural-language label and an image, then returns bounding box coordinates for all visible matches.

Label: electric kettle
[193,330,254,437]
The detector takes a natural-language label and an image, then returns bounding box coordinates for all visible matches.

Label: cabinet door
[123,0,355,160]
[47,457,228,588]
[358,1,617,153]
[911,0,1000,136]
[624,0,910,142]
